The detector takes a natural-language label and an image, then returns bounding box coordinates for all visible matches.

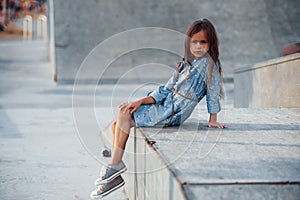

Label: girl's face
[189,30,209,59]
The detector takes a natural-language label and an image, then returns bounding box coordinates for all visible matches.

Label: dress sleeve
[148,59,184,104]
[206,63,222,114]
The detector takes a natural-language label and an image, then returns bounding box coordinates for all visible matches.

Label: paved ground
[0,42,129,199]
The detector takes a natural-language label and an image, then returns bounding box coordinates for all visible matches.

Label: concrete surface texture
[53,0,300,82]
[114,109,300,199]
[0,40,48,62]
[0,42,128,199]
[234,53,300,108]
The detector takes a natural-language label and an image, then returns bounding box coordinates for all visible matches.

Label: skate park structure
[0,0,299,199]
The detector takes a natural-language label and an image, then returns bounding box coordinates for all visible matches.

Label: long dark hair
[184,18,224,98]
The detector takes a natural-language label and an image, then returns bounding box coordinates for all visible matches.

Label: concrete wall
[122,128,186,200]
[53,0,300,82]
[101,124,186,199]
[234,53,300,108]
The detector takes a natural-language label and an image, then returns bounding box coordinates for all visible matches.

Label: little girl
[90,18,226,199]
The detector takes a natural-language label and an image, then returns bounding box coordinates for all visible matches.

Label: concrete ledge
[101,108,300,199]
[234,53,300,108]
[101,124,186,200]
[234,53,300,74]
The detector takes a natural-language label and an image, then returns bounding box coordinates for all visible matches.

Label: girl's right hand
[208,121,226,129]
[128,100,142,114]
[119,100,142,115]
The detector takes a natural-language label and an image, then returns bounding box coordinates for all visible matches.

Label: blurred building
[0,0,46,25]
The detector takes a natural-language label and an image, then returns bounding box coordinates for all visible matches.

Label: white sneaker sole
[90,180,125,199]
[94,167,127,186]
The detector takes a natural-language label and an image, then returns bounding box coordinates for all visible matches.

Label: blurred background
[0,1,299,199]
[52,0,300,82]
[1,0,299,83]
[0,0,46,39]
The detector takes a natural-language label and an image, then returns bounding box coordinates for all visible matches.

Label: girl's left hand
[208,121,226,129]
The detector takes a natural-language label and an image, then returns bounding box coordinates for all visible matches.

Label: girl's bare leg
[111,120,116,152]
[111,107,134,165]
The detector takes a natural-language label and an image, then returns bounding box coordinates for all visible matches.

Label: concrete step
[234,52,300,108]
[101,108,300,199]
[0,60,51,68]
[0,40,48,62]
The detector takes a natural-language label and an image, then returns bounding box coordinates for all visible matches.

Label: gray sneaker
[90,175,125,199]
[94,161,127,186]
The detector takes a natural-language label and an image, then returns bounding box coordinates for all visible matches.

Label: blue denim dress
[133,56,222,127]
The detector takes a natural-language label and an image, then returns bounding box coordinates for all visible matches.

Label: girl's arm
[131,96,155,114]
[147,60,184,104]
[206,64,221,114]
[120,59,183,115]
[206,62,226,128]
[119,96,155,115]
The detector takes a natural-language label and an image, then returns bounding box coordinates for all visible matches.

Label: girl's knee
[118,109,131,121]
[118,102,129,112]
